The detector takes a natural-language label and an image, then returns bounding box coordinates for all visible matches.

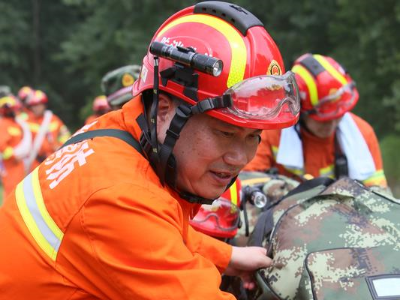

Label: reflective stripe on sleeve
[15,167,64,261]
[2,146,14,160]
[362,169,387,187]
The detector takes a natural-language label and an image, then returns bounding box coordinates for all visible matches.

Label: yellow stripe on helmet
[292,64,319,107]
[313,54,348,86]
[0,96,16,107]
[156,14,247,88]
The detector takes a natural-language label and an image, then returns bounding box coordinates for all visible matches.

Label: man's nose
[223,142,249,167]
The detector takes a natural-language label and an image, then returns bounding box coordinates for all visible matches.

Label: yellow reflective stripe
[363,169,387,186]
[241,177,271,187]
[18,111,29,121]
[320,164,334,178]
[313,54,347,86]
[285,166,304,176]
[229,181,237,207]
[58,133,70,144]
[0,96,16,106]
[157,14,246,88]
[272,145,278,159]
[49,121,59,132]
[8,126,22,136]
[292,64,319,106]
[15,168,64,261]
[28,123,40,133]
[2,146,14,159]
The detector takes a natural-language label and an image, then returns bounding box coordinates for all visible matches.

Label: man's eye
[248,134,261,143]
[219,130,234,137]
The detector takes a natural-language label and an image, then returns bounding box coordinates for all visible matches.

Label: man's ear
[157,93,174,123]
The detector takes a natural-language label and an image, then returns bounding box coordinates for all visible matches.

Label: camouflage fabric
[235,171,299,247]
[251,177,400,300]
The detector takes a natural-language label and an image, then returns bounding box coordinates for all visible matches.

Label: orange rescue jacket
[0,96,233,300]
[244,113,387,187]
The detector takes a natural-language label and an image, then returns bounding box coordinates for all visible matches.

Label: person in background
[85,95,110,125]
[101,64,141,110]
[0,95,32,199]
[25,89,70,171]
[0,2,300,299]
[17,86,35,120]
[245,53,388,189]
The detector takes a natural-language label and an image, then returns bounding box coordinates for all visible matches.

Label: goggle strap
[191,95,232,114]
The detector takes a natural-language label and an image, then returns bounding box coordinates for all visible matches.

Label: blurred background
[1,0,399,201]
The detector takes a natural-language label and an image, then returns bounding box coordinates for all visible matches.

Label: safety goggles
[221,71,300,121]
[191,198,240,232]
[309,82,357,119]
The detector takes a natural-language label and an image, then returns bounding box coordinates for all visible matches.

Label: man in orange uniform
[101,64,141,111]
[0,2,300,299]
[25,89,71,171]
[0,95,32,199]
[245,53,387,188]
[85,95,110,125]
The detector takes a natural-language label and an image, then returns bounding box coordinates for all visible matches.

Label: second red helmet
[292,53,359,121]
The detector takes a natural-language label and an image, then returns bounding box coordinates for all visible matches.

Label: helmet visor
[191,198,240,233]
[221,71,300,121]
[312,82,357,119]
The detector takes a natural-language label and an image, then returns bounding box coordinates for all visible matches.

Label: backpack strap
[248,209,274,247]
[60,129,144,157]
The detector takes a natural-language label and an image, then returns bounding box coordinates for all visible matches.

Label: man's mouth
[212,171,232,179]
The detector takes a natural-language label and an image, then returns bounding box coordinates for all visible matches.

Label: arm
[352,114,387,187]
[62,185,236,300]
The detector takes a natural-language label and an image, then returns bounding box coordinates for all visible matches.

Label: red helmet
[26,90,48,106]
[132,2,299,129]
[190,179,242,238]
[18,86,34,103]
[292,53,359,121]
[92,95,110,113]
[0,95,19,116]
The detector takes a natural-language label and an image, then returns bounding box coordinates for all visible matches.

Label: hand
[224,246,272,290]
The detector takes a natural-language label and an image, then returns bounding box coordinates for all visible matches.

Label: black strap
[299,55,325,77]
[334,132,349,179]
[60,129,144,157]
[247,209,274,247]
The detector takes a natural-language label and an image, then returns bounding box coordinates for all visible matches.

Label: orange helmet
[0,95,19,116]
[26,90,48,106]
[292,54,359,121]
[92,95,110,113]
[18,86,34,103]
[132,1,299,130]
[190,179,242,238]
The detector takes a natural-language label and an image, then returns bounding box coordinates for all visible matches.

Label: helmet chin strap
[137,59,235,204]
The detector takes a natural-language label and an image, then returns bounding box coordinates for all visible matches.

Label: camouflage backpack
[248,177,400,300]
